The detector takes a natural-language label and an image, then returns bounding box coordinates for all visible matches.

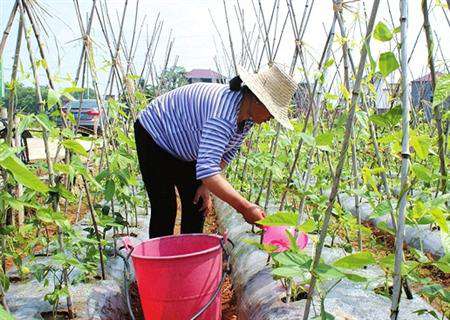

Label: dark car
[58,99,108,134]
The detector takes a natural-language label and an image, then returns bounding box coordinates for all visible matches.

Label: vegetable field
[0,0,449,319]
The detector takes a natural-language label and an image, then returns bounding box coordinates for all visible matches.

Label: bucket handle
[115,237,136,320]
[190,234,233,320]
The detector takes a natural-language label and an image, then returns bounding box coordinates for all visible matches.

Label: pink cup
[262,226,308,252]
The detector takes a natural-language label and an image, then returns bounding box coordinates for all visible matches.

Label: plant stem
[82,176,106,280]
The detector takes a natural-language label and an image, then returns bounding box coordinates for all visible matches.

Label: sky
[0,0,449,95]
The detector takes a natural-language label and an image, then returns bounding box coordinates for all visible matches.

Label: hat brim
[238,66,294,130]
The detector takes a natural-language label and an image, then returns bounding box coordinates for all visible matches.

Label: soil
[40,310,76,320]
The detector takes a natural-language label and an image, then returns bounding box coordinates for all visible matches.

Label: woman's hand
[241,204,266,225]
[193,184,212,216]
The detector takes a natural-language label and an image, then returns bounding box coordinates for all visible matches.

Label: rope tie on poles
[333,0,360,13]
[333,2,343,12]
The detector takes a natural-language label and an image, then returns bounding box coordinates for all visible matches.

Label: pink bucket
[123,234,223,320]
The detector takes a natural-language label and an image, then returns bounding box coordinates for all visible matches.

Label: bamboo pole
[5,8,22,148]
[334,1,362,250]
[223,0,238,74]
[126,0,140,76]
[0,1,18,58]
[279,13,337,210]
[259,0,319,210]
[302,1,381,318]
[1,0,23,277]
[390,0,410,318]
[421,0,447,195]
[21,0,69,129]
[17,1,74,317]
[234,2,257,71]
[74,0,97,85]
[335,10,398,231]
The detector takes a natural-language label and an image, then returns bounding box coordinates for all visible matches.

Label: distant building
[186,69,226,84]
[411,72,444,121]
[374,76,392,114]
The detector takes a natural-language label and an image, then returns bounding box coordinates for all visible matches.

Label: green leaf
[0,306,15,320]
[242,239,278,253]
[17,114,34,135]
[379,254,395,270]
[258,211,299,227]
[36,209,68,227]
[369,105,402,128]
[47,88,60,108]
[297,219,316,233]
[34,113,54,132]
[374,22,393,41]
[298,132,315,146]
[433,73,450,108]
[0,155,49,193]
[104,179,115,202]
[272,266,304,278]
[410,131,431,160]
[273,251,311,267]
[377,221,395,235]
[429,208,448,233]
[36,208,54,223]
[0,271,10,292]
[315,132,333,146]
[51,183,76,202]
[419,284,450,303]
[339,83,351,101]
[62,139,88,157]
[371,200,392,219]
[433,254,450,273]
[344,273,368,283]
[285,230,300,251]
[378,52,399,77]
[54,163,73,175]
[316,263,345,280]
[324,58,335,68]
[0,143,15,162]
[412,309,440,319]
[333,252,376,269]
[411,163,432,183]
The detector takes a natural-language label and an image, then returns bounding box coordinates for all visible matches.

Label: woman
[134,64,297,238]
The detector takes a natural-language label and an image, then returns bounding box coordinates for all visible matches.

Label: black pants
[134,119,205,238]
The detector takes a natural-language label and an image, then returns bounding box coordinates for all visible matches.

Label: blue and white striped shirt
[138,83,253,180]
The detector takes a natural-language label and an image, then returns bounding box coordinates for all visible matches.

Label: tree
[0,82,47,114]
[143,66,188,100]
[0,82,96,115]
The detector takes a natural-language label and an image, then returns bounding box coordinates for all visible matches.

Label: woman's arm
[202,174,265,224]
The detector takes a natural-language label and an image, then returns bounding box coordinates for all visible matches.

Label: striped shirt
[138,83,254,180]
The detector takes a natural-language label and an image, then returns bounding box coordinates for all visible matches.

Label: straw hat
[238,64,297,130]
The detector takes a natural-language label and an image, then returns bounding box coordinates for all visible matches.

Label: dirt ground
[202,207,238,320]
